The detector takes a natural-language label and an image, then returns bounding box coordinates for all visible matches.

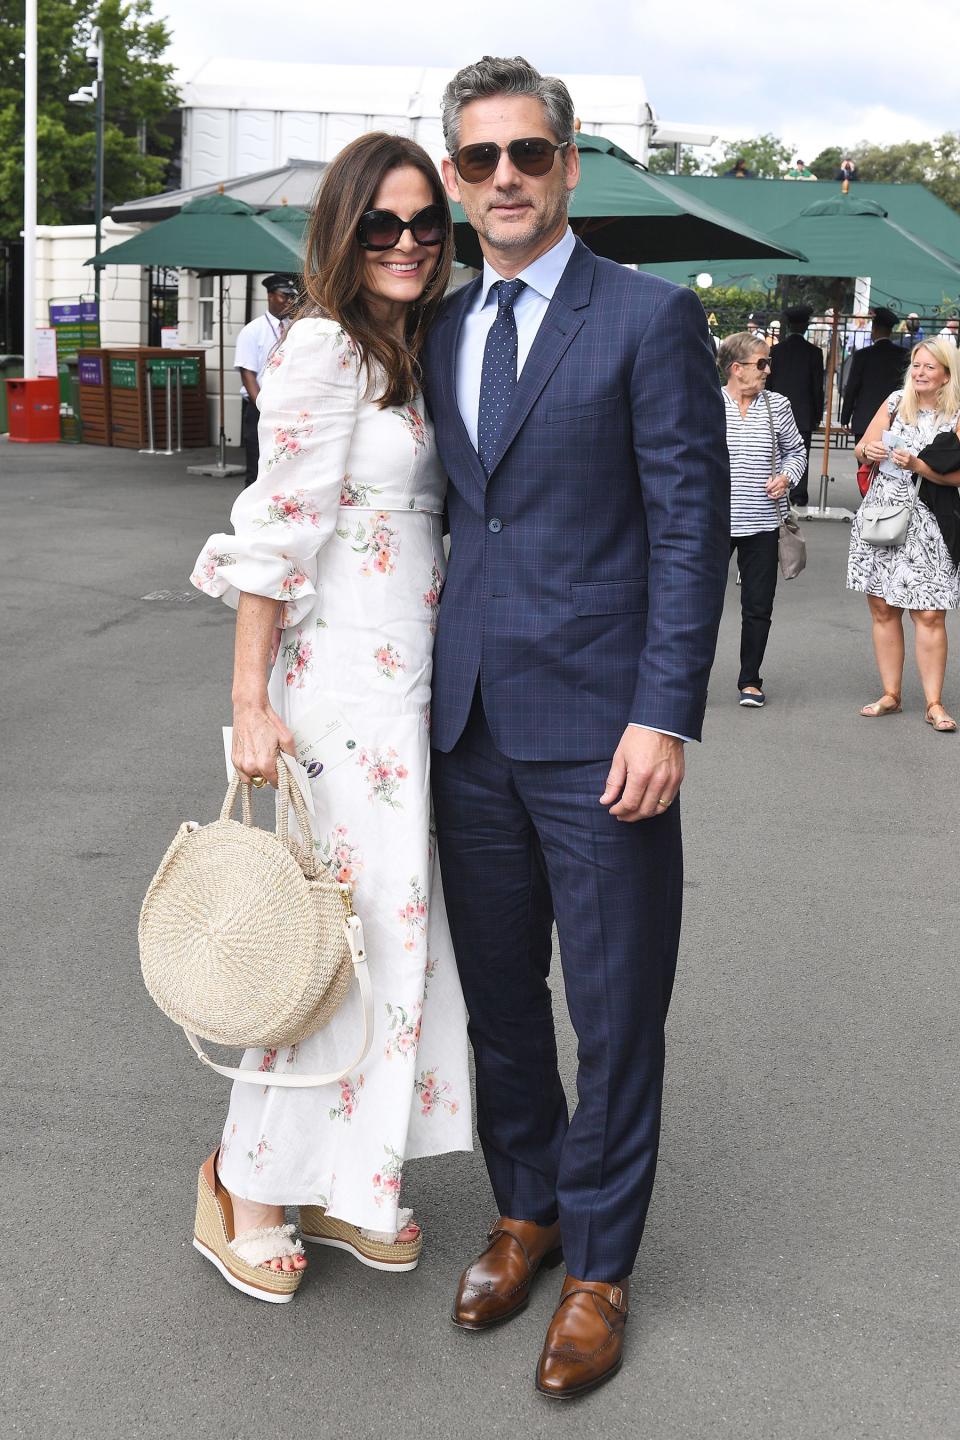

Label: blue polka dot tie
[477,279,526,475]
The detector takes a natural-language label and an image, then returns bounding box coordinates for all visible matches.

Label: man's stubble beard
[470,186,570,252]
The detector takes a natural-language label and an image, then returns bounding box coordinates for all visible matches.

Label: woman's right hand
[232,700,295,788]
[862,439,889,464]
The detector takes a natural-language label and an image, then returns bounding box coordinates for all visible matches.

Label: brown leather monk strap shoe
[535,1274,629,1399]
[451,1217,563,1330]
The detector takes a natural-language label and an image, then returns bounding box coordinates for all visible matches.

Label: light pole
[23,0,37,376]
[69,26,105,309]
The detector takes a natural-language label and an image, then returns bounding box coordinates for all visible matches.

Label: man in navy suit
[425,56,729,1399]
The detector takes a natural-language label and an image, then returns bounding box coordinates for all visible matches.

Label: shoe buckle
[609,1285,624,1311]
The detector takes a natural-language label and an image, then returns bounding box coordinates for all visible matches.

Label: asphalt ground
[1,434,957,1440]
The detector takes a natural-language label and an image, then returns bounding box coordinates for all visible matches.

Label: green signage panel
[110,358,138,389]
[147,357,200,388]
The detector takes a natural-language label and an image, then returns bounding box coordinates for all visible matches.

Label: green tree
[852,134,960,215]
[708,134,794,180]
[0,0,179,236]
[809,146,843,180]
[645,145,702,176]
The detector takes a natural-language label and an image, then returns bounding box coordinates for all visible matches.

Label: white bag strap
[182,914,374,1087]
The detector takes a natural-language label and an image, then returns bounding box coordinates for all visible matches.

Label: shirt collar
[479,226,576,308]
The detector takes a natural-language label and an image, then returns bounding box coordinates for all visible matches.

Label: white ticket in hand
[290,701,361,782]
[221,727,317,816]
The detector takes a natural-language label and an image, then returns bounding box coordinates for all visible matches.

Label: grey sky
[155,0,959,162]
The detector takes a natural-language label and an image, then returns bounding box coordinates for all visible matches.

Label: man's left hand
[599,727,685,822]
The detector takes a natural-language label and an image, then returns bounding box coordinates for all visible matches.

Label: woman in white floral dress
[189,134,472,1302]
[848,339,960,730]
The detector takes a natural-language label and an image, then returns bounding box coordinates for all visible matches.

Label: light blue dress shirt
[453,226,688,747]
[455,227,576,448]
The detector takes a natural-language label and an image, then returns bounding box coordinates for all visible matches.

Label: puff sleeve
[190,318,361,627]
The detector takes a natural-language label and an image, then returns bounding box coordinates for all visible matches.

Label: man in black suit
[767,304,825,506]
[840,308,908,440]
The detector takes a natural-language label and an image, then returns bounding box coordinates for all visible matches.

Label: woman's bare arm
[231,593,294,786]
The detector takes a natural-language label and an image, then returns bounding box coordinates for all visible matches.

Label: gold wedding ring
[657,797,670,807]
[250,774,267,789]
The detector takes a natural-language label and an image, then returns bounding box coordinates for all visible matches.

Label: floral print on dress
[357,747,407,809]
[191,546,237,590]
[394,404,427,449]
[329,1074,364,1123]
[264,412,313,473]
[336,512,400,577]
[333,327,358,369]
[423,952,438,993]
[372,1145,404,1206]
[254,489,324,528]
[384,1000,422,1060]
[422,561,442,634]
[282,631,314,689]
[247,1136,273,1174]
[373,643,406,680]
[316,824,363,886]
[258,1049,278,1074]
[340,473,382,507]
[415,1069,459,1117]
[398,877,427,951]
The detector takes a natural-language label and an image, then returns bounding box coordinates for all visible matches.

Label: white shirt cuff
[629,723,691,743]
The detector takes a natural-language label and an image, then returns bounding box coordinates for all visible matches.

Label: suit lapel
[431,277,487,494]
[484,240,595,481]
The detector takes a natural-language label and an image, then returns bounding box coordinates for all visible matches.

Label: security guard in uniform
[234,274,297,485]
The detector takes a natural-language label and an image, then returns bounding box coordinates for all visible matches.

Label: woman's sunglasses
[357,204,446,252]
[741,357,771,371]
[452,137,570,184]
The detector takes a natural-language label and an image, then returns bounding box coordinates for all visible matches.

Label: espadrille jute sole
[192,1237,297,1303]
[299,1208,421,1272]
[194,1156,302,1303]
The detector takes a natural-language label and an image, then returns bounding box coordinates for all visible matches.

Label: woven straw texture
[195,1167,301,1296]
[139,765,353,1048]
[299,1206,423,1266]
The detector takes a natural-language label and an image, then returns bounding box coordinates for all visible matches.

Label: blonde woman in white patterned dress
[848,339,960,731]
[189,134,472,1302]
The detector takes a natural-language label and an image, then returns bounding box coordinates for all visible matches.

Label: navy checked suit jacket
[424,239,730,759]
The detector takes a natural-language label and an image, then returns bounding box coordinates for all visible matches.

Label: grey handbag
[860,479,920,547]
[859,405,919,547]
[762,392,806,579]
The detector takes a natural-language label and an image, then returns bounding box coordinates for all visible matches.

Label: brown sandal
[925,704,957,733]
[860,694,901,717]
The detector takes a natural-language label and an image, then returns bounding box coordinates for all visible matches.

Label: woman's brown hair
[298,132,453,407]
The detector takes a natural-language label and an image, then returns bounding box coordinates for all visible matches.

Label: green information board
[147,357,200,388]
[110,358,138,389]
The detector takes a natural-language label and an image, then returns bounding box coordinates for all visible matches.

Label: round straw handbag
[138,754,372,1087]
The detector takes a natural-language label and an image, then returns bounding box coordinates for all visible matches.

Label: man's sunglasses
[357,204,446,252]
[452,137,571,184]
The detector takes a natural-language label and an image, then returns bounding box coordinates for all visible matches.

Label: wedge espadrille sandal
[299,1205,422,1272]
[193,1151,304,1303]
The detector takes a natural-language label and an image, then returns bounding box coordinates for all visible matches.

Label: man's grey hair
[717,331,767,381]
[441,55,576,156]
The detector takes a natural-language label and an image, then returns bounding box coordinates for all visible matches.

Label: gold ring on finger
[250,774,267,789]
[657,797,670,807]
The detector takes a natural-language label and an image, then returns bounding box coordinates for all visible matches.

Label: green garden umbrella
[451,134,804,268]
[92,192,303,272]
[763,195,960,518]
[90,193,304,474]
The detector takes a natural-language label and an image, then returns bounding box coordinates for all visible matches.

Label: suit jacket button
[487,518,503,533]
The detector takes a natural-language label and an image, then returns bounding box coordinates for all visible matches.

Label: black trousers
[730,529,779,690]
[241,398,259,487]
[794,428,813,505]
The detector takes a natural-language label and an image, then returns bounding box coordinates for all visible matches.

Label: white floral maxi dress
[847,391,960,609]
[190,317,472,1230]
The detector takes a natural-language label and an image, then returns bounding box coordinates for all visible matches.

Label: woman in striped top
[720,331,807,707]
